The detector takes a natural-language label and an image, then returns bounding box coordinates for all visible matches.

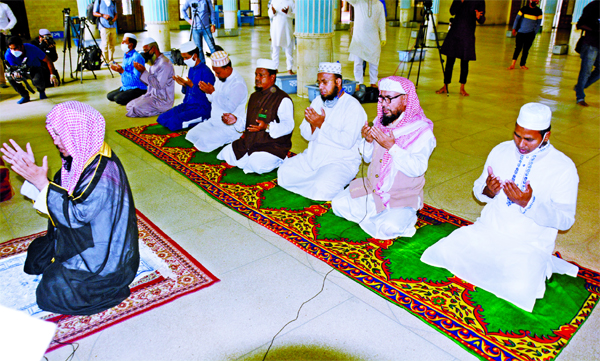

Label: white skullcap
[318,62,342,75]
[379,77,406,94]
[256,58,277,70]
[211,50,230,67]
[39,29,51,36]
[516,102,552,130]
[141,37,157,46]
[179,41,197,54]
[123,33,137,41]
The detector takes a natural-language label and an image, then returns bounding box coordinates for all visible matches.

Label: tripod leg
[87,23,114,78]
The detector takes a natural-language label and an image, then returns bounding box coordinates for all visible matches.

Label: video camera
[191,2,198,9]
[5,61,36,94]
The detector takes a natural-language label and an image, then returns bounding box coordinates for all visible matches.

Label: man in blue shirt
[93,0,118,65]
[182,0,217,64]
[508,0,542,70]
[5,36,57,104]
[107,33,147,105]
[157,41,215,131]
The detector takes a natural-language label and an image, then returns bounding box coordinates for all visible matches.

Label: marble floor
[0,24,598,361]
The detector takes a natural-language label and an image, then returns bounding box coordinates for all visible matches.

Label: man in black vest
[217,59,294,174]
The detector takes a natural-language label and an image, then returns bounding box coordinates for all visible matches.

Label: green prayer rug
[117,124,600,361]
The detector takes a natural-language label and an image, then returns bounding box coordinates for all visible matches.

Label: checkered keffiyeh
[46,101,105,194]
[373,76,434,204]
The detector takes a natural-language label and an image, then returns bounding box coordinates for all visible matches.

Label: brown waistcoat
[349,141,425,214]
[231,85,292,160]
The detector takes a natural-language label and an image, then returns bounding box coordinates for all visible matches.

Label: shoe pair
[16,91,46,104]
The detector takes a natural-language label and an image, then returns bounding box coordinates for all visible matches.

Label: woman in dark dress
[436,0,486,96]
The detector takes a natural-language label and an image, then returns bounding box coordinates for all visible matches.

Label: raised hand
[198,81,215,94]
[483,166,503,198]
[247,119,267,132]
[1,139,35,165]
[305,107,325,131]
[361,124,374,143]
[504,180,533,208]
[369,127,395,150]
[222,113,237,125]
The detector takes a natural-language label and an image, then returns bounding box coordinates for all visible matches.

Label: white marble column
[296,0,334,98]
[143,0,171,51]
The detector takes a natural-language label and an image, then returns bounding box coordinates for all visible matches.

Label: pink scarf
[46,101,105,194]
[373,76,434,198]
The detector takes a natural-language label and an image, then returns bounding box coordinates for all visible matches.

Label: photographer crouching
[30,29,60,86]
[4,36,58,104]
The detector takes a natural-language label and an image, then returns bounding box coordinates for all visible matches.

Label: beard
[254,86,263,92]
[60,152,73,171]
[320,85,340,102]
[381,110,402,127]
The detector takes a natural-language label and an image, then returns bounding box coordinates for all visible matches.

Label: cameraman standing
[5,36,58,104]
[182,0,216,64]
[30,29,60,86]
[0,1,17,88]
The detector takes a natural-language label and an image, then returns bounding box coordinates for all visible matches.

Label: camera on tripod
[191,2,198,8]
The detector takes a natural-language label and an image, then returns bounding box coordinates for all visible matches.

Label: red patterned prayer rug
[0,210,219,352]
[116,124,599,361]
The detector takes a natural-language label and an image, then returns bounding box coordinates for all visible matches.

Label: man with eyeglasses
[278,62,366,201]
[332,76,436,240]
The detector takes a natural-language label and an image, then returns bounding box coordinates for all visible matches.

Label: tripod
[74,16,114,83]
[405,6,445,88]
[62,8,75,82]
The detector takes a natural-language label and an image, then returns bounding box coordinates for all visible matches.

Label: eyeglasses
[378,94,404,104]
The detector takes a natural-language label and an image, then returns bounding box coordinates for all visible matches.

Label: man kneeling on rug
[1,101,140,316]
[217,58,294,174]
[332,76,436,240]
[421,103,579,312]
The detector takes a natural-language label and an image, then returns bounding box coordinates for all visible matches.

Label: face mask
[142,51,156,65]
[184,56,196,67]
[11,49,22,57]
[121,43,130,53]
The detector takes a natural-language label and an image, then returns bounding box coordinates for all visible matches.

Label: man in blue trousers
[157,41,215,131]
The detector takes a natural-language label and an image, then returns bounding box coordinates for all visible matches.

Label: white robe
[278,94,367,201]
[332,119,436,239]
[421,141,580,312]
[186,69,248,152]
[268,0,295,48]
[347,0,386,66]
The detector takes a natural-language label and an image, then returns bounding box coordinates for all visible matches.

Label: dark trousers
[107,87,146,105]
[444,56,469,84]
[8,66,47,99]
[513,32,536,66]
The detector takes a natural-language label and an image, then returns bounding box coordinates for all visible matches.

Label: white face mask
[11,49,23,57]
[121,43,130,53]
[184,56,196,68]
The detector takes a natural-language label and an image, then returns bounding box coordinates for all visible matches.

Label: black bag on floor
[170,48,184,66]
[77,45,102,71]
[353,84,379,103]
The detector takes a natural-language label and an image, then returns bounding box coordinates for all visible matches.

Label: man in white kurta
[268,0,295,74]
[348,0,386,87]
[278,62,366,201]
[186,50,248,152]
[421,103,579,312]
[332,76,436,240]
[217,59,294,174]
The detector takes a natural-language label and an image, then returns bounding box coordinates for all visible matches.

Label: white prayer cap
[123,33,137,41]
[141,37,157,46]
[211,50,230,67]
[379,77,406,94]
[256,58,277,70]
[179,41,197,54]
[39,29,51,36]
[516,102,552,130]
[318,62,342,75]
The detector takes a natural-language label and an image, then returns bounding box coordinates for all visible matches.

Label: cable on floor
[262,268,334,361]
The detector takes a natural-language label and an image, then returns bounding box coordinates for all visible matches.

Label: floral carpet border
[116,125,599,361]
[1,210,219,352]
